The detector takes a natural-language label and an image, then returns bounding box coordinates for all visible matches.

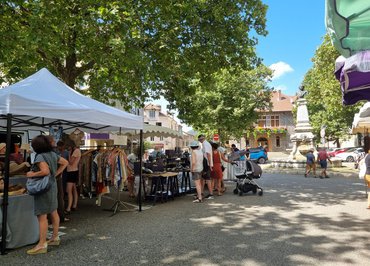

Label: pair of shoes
[27,243,47,255]
[304,173,307,177]
[47,237,60,246]
[204,194,214,199]
[193,198,203,203]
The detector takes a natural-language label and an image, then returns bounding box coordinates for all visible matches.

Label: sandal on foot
[47,237,60,246]
[27,243,47,255]
[193,198,203,203]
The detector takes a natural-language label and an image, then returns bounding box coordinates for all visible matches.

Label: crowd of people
[3,133,370,255]
[190,134,237,203]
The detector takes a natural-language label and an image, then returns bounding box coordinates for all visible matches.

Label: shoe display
[27,243,47,255]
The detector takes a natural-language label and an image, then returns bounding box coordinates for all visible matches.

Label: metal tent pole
[138,129,143,212]
[1,114,12,255]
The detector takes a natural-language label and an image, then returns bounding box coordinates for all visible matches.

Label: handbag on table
[26,154,51,195]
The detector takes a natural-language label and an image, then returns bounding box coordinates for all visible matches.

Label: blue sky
[259,0,327,96]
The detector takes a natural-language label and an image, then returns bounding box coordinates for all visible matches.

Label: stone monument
[289,96,315,160]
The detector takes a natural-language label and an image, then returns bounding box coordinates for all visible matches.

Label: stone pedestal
[289,98,316,160]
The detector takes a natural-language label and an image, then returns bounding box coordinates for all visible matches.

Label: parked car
[249,147,268,164]
[327,147,350,157]
[334,147,365,162]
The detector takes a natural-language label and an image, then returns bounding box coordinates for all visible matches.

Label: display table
[0,176,39,249]
[143,172,179,205]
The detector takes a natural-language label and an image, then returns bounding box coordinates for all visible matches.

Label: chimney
[277,90,281,101]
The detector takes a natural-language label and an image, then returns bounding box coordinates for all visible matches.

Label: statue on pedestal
[289,86,316,160]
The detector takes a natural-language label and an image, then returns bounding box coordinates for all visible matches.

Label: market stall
[0,68,143,253]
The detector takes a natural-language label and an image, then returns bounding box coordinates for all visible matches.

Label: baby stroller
[232,160,263,196]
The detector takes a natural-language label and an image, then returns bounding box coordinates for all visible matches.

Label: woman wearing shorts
[65,140,81,214]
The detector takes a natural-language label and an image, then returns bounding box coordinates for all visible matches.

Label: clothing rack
[103,156,135,215]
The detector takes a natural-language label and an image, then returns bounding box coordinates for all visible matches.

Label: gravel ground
[1,171,369,266]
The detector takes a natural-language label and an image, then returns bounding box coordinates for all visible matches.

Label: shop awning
[326,0,370,58]
[125,124,183,139]
[351,102,370,134]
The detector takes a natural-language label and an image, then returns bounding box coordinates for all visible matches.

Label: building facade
[246,90,296,152]
[143,104,183,151]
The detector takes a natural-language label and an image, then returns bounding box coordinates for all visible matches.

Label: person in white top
[65,140,81,214]
[190,141,204,203]
[198,134,214,199]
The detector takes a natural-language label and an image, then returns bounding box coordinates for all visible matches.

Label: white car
[334,147,365,162]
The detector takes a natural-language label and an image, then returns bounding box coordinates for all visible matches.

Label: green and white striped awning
[326,0,370,57]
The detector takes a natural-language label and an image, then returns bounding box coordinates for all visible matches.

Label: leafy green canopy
[302,34,361,143]
[0,0,268,109]
[174,65,272,141]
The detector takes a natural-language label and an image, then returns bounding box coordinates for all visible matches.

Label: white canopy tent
[0,68,144,253]
[358,101,370,119]
[0,68,143,132]
[352,112,370,134]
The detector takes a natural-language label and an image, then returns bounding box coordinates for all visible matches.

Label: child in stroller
[232,159,263,196]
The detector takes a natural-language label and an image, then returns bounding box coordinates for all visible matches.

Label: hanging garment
[69,128,84,146]
[49,126,63,144]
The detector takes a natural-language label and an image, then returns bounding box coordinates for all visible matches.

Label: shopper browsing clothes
[65,140,81,214]
[190,141,204,203]
[198,134,214,199]
[210,142,232,196]
[26,135,68,255]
